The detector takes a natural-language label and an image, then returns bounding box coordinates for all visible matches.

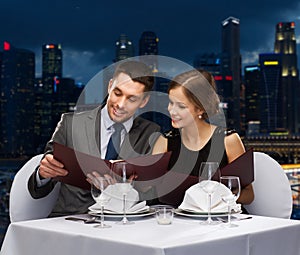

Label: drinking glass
[91,176,111,228]
[198,162,221,225]
[220,176,241,228]
[113,161,135,225]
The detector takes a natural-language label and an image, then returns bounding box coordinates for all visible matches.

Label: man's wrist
[36,168,51,187]
[38,168,46,180]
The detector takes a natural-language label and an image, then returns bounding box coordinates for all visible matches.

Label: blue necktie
[105,123,124,160]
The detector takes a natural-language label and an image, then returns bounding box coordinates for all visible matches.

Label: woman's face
[168,86,202,129]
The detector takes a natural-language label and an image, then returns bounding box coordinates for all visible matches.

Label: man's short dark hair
[113,60,154,92]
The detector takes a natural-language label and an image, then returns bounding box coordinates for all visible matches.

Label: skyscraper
[42,44,62,78]
[0,42,35,156]
[139,31,159,55]
[259,53,283,133]
[52,77,76,125]
[139,31,159,71]
[193,53,230,125]
[193,53,222,75]
[274,22,299,133]
[221,17,242,132]
[244,65,261,134]
[35,44,63,149]
[114,34,134,62]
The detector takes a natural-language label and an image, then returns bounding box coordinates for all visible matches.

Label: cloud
[241,50,260,66]
[62,48,112,83]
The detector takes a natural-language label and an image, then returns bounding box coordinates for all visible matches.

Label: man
[28,60,161,217]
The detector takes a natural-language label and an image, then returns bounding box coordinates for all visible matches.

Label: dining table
[1,212,300,255]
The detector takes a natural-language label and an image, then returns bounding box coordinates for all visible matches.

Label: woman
[153,69,254,207]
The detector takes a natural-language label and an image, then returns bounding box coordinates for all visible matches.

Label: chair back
[9,154,61,222]
[244,152,292,218]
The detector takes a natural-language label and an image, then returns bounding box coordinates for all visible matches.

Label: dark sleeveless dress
[158,126,236,207]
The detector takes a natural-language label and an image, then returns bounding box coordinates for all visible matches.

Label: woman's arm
[225,133,254,205]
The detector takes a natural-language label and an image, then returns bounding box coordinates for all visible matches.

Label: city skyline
[1,1,300,84]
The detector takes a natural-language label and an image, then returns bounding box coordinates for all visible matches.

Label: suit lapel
[83,106,101,157]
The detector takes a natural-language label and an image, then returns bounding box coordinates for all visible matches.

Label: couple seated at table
[27,60,254,217]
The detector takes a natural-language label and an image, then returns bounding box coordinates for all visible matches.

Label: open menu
[158,148,254,206]
[220,148,254,188]
[53,142,172,190]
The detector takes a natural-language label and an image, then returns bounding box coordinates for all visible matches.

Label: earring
[198,114,202,119]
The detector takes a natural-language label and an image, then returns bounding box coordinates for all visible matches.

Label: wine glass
[198,162,221,225]
[113,161,135,225]
[91,176,111,228]
[220,176,241,228]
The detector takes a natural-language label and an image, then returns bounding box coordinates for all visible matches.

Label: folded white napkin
[88,183,149,213]
[178,181,241,213]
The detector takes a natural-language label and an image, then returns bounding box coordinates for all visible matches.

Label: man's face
[106,72,149,123]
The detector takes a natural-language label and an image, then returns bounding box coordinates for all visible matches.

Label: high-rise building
[35,44,63,148]
[139,31,159,71]
[0,42,35,156]
[139,31,159,55]
[52,77,76,125]
[221,17,242,132]
[114,34,134,62]
[193,53,225,96]
[274,22,299,133]
[259,53,283,133]
[244,65,260,124]
[193,53,221,75]
[42,44,62,78]
[193,53,230,125]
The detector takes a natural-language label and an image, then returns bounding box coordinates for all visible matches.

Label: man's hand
[86,171,137,188]
[38,154,68,179]
[86,171,115,188]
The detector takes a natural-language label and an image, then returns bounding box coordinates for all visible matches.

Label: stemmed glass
[91,176,111,228]
[220,176,241,228]
[113,161,135,225]
[198,162,221,225]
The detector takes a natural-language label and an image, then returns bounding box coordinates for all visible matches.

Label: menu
[158,148,254,206]
[53,142,171,190]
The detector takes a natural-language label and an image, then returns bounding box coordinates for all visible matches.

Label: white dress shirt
[100,105,133,159]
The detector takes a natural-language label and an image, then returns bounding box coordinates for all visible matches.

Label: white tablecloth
[1,214,300,255]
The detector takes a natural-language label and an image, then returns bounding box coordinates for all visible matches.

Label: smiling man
[28,60,161,217]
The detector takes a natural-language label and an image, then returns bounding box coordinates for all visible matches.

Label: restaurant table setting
[88,184,149,214]
[178,181,241,214]
[2,180,300,255]
[2,162,300,255]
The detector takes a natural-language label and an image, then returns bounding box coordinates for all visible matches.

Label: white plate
[181,208,228,214]
[174,209,242,218]
[89,207,149,215]
[88,208,156,218]
[104,208,149,215]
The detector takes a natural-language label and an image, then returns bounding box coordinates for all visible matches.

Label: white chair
[244,152,293,218]
[9,154,61,222]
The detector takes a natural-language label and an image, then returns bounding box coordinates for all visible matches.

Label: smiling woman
[152,69,254,208]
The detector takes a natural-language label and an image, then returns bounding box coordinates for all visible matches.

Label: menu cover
[220,148,254,188]
[158,148,254,206]
[53,142,171,190]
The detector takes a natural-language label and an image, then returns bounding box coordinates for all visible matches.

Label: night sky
[1,0,300,84]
